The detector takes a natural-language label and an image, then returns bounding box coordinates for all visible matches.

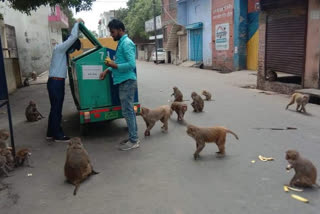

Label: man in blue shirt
[46,19,83,143]
[100,19,140,151]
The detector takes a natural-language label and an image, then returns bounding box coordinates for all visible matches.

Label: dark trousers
[47,78,65,138]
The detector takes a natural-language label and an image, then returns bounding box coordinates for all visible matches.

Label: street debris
[288,186,303,192]
[27,173,32,177]
[291,194,309,203]
[251,160,256,163]
[0,111,6,114]
[253,127,297,131]
[258,155,274,162]
[284,185,289,192]
[240,84,256,89]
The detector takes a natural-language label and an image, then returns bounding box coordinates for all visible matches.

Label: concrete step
[295,88,320,98]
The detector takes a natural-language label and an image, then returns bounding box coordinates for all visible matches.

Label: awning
[185,22,203,30]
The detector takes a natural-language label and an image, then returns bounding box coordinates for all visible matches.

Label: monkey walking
[140,105,172,136]
[25,101,45,122]
[186,124,239,160]
[202,90,212,101]
[286,150,319,188]
[171,87,184,102]
[171,102,187,121]
[191,92,204,112]
[64,137,99,196]
[286,93,309,113]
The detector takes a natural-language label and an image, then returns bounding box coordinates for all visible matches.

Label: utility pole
[153,0,158,64]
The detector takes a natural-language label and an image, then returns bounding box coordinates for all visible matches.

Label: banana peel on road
[258,155,274,162]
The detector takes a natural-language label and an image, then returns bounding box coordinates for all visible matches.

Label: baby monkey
[15,148,32,167]
[186,124,239,160]
[25,101,44,122]
[286,150,319,188]
[286,93,309,113]
[202,90,212,101]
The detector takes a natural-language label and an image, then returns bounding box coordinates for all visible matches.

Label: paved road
[1,61,320,214]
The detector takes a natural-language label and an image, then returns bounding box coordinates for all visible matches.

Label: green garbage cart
[68,23,140,126]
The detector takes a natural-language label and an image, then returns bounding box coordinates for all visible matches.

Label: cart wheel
[80,124,89,136]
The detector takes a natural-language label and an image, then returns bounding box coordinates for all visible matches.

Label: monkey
[0,148,15,169]
[191,92,204,112]
[171,102,187,121]
[0,154,12,177]
[25,101,45,122]
[31,71,37,81]
[186,124,239,160]
[0,129,9,150]
[285,150,319,188]
[23,77,30,87]
[171,87,183,102]
[140,105,172,136]
[64,137,99,195]
[286,93,309,113]
[202,90,212,101]
[15,148,32,167]
[265,69,278,81]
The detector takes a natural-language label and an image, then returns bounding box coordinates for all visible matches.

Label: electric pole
[153,0,158,64]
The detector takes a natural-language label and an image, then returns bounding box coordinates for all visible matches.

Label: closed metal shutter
[266,6,307,76]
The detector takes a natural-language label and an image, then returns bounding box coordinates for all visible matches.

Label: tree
[123,0,161,40]
[3,0,94,14]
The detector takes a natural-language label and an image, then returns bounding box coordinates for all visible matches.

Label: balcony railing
[48,5,69,29]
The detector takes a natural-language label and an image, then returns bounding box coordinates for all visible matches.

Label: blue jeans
[47,78,65,138]
[119,79,138,143]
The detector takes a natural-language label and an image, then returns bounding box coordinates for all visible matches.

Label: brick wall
[212,0,234,72]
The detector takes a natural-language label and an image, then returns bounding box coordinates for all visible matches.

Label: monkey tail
[226,130,239,140]
[91,169,99,175]
[73,184,79,196]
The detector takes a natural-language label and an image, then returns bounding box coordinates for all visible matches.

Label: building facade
[0,3,68,76]
[98,11,115,38]
[257,0,320,92]
[177,0,213,67]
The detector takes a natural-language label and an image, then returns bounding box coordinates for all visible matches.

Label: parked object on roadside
[140,105,172,136]
[64,137,99,196]
[151,48,165,63]
[286,150,319,188]
[265,69,277,82]
[286,93,309,113]
[186,124,239,160]
[25,101,44,122]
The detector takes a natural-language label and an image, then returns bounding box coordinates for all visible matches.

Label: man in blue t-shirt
[100,19,140,151]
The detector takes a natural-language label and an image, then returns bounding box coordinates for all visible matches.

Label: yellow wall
[246,30,259,71]
[69,37,118,58]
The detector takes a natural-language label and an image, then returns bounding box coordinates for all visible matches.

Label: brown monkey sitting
[15,148,32,167]
[0,147,15,169]
[140,105,172,136]
[64,137,99,196]
[171,87,183,102]
[0,129,9,150]
[171,102,187,121]
[202,90,212,101]
[186,124,239,160]
[286,150,318,188]
[25,101,44,122]
[286,93,309,113]
[31,71,37,81]
[191,92,204,112]
[0,154,12,177]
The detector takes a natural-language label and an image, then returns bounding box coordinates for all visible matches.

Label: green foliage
[4,0,94,14]
[115,0,161,40]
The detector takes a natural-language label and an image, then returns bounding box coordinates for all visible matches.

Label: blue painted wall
[233,0,248,70]
[177,0,212,66]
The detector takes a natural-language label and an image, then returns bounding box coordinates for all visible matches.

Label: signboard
[145,15,162,32]
[82,65,103,80]
[215,23,229,51]
[0,34,9,100]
